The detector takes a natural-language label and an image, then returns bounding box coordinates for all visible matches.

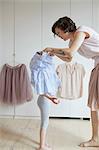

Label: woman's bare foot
[79,139,99,147]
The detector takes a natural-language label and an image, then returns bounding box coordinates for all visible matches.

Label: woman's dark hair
[52,16,77,35]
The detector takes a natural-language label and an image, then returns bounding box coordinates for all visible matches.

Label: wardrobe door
[0,0,15,116]
[92,0,99,32]
[41,0,94,118]
[68,0,93,118]
[41,0,70,49]
[14,0,41,117]
[0,1,3,56]
[42,0,71,117]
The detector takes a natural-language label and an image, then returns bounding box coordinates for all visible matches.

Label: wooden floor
[0,118,98,150]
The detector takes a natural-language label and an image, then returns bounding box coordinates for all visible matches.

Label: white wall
[0,0,99,118]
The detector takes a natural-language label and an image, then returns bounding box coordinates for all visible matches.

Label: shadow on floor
[0,127,39,149]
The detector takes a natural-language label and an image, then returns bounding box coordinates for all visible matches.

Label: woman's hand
[43,47,55,56]
[43,47,53,53]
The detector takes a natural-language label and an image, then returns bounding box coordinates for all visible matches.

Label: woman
[44,16,99,147]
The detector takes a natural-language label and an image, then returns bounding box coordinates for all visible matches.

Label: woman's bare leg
[80,111,99,147]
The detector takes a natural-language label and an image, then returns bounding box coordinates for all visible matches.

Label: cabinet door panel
[0,0,14,116]
[15,0,41,117]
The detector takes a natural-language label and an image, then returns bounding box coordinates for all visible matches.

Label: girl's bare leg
[37,128,51,150]
[37,95,52,150]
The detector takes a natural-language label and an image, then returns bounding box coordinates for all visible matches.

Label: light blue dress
[30,52,61,96]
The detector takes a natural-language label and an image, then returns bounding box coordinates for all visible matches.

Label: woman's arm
[54,32,86,53]
[55,54,72,62]
[54,52,72,62]
[67,32,86,52]
[44,31,86,55]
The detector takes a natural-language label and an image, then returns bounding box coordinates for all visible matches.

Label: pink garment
[0,64,33,105]
[88,64,99,110]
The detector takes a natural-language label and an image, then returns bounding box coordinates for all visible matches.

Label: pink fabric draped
[88,64,99,110]
[0,64,33,105]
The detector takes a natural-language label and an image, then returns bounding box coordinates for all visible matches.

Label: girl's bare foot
[45,143,51,148]
[79,139,99,147]
[36,145,52,150]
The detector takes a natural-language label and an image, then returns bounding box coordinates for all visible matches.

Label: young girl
[44,16,99,147]
[30,51,60,150]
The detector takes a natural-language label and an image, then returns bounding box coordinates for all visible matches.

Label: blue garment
[30,52,61,96]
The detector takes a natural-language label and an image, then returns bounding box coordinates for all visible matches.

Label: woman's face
[55,27,71,41]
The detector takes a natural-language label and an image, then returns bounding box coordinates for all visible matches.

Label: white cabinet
[0,0,41,117]
[41,0,91,118]
[0,0,98,118]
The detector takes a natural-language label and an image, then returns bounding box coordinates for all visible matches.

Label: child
[30,51,60,150]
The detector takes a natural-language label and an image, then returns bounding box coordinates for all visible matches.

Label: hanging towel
[0,64,33,105]
[30,52,61,96]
